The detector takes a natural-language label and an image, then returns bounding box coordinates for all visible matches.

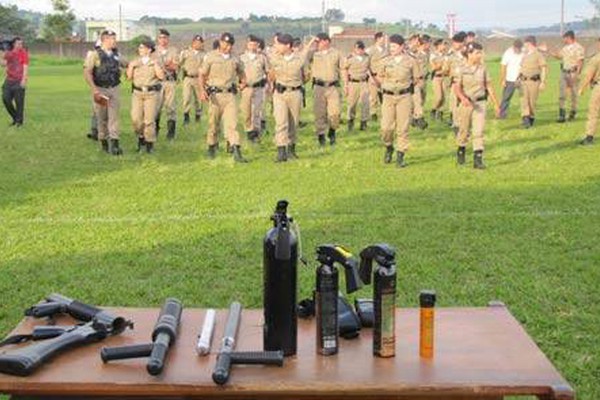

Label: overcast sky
[3,0,595,29]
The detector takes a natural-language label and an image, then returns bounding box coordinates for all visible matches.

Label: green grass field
[0,57,598,399]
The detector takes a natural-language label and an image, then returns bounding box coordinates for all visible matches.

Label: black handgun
[0,294,133,377]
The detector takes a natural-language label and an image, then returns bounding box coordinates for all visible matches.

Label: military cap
[141,39,156,52]
[221,32,235,45]
[248,34,260,43]
[433,38,444,47]
[466,42,483,53]
[101,30,117,37]
[316,32,330,42]
[419,34,431,44]
[389,34,405,45]
[158,29,171,37]
[278,33,294,46]
[563,30,575,39]
[355,40,366,49]
[452,32,466,43]
[374,31,385,40]
[193,34,204,42]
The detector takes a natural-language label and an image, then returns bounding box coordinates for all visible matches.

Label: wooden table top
[0,304,574,399]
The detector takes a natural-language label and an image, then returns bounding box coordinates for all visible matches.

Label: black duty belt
[433,73,445,78]
[132,84,162,93]
[349,77,369,83]
[207,85,237,95]
[250,78,267,89]
[382,85,414,96]
[520,74,541,82]
[561,66,578,73]
[470,94,488,102]
[275,83,302,93]
[96,84,120,89]
[183,72,199,79]
[313,79,340,88]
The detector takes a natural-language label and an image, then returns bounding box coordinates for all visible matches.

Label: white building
[85,20,156,42]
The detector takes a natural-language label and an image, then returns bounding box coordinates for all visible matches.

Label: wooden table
[0,303,574,400]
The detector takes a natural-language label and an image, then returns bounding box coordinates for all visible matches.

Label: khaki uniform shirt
[366,44,389,76]
[343,53,371,81]
[585,52,600,83]
[240,51,269,85]
[560,42,585,71]
[380,54,420,92]
[457,63,491,100]
[270,52,308,87]
[156,46,179,80]
[447,49,467,82]
[412,49,430,78]
[520,49,546,78]
[430,51,447,76]
[200,50,245,88]
[310,48,343,82]
[179,47,205,78]
[132,56,161,87]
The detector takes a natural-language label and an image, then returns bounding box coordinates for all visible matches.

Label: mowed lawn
[0,56,598,398]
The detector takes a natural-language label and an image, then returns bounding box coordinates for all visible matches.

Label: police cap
[158,29,170,37]
[355,40,365,49]
[193,34,204,42]
[389,34,405,46]
[278,34,294,46]
[101,30,117,38]
[221,32,235,45]
[316,32,330,42]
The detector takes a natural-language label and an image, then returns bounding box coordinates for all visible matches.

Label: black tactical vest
[93,49,121,88]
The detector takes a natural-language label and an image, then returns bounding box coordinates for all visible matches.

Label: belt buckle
[142,86,149,93]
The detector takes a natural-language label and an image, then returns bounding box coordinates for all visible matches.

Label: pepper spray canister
[315,245,362,356]
[359,244,397,358]
[419,290,437,359]
[263,200,299,357]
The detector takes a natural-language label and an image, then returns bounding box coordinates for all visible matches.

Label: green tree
[42,0,76,58]
[0,5,35,41]
[325,8,345,23]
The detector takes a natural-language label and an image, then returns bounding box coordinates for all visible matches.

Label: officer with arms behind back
[179,34,205,126]
[83,30,123,155]
[343,40,371,132]
[240,34,269,143]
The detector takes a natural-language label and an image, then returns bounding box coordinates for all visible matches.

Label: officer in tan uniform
[127,40,165,153]
[366,32,388,121]
[155,29,179,140]
[577,39,600,146]
[309,33,343,146]
[179,35,205,125]
[268,34,315,162]
[409,34,430,130]
[429,39,449,121]
[343,40,371,132]
[240,35,269,143]
[446,32,467,130]
[199,32,248,163]
[519,36,547,129]
[543,30,585,122]
[379,34,421,168]
[83,30,123,155]
[454,43,500,170]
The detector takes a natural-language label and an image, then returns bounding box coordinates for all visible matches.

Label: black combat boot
[137,136,146,152]
[207,144,217,159]
[298,121,308,128]
[167,120,176,140]
[195,113,202,123]
[568,110,577,121]
[414,117,428,130]
[557,108,566,123]
[247,130,259,143]
[360,120,368,131]
[457,146,466,165]
[347,119,355,132]
[430,110,437,120]
[529,117,535,127]
[183,113,190,126]
[288,143,298,159]
[109,139,123,156]
[232,145,248,163]
[226,141,233,154]
[474,150,486,170]
[521,116,532,129]
[276,146,288,163]
[261,119,267,131]
[580,135,594,146]
[318,134,327,147]
[155,118,161,137]
[371,114,378,122]
[384,146,394,164]
[396,151,407,168]
[146,142,154,154]
[328,128,337,145]
[87,128,98,141]
[100,139,109,153]
[438,111,444,121]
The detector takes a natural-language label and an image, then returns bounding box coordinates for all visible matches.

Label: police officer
[519,36,547,129]
[454,43,500,169]
[309,32,343,146]
[429,39,449,121]
[543,30,585,122]
[199,32,248,163]
[379,34,420,168]
[409,34,430,130]
[446,32,467,130]
[268,34,315,162]
[577,38,600,145]
[343,40,371,131]
[241,35,269,142]
[179,35,205,125]
[83,30,123,155]
[155,29,179,140]
[366,32,388,121]
[127,40,164,153]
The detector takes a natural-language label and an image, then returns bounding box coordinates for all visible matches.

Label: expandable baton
[212,302,285,385]
[101,298,182,376]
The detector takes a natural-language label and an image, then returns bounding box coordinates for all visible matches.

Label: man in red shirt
[1,37,29,127]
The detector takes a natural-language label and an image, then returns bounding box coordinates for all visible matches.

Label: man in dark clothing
[1,37,29,127]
